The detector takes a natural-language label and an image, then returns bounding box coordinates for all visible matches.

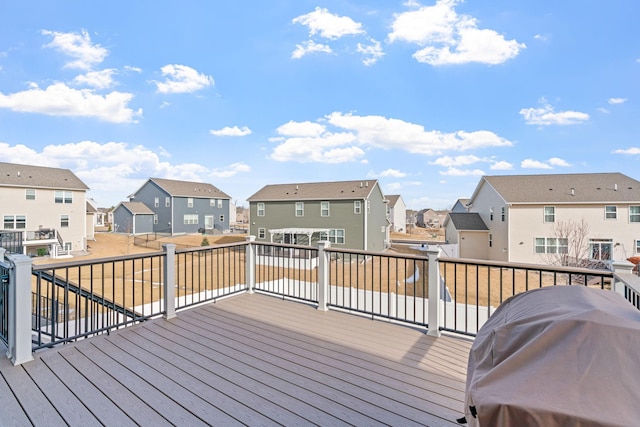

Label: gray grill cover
[464,286,640,426]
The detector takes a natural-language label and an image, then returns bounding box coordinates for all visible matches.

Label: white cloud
[548,157,571,167]
[430,154,484,167]
[533,34,550,42]
[42,29,108,70]
[0,83,141,123]
[519,99,589,125]
[357,39,385,66]
[490,160,513,170]
[269,112,512,164]
[210,126,252,137]
[379,169,408,178]
[292,7,364,40]
[291,40,333,59]
[521,159,552,169]
[154,64,214,94]
[385,182,403,192]
[612,147,640,155]
[73,69,117,89]
[598,107,610,114]
[440,167,485,176]
[388,0,524,65]
[608,97,627,105]
[0,140,249,206]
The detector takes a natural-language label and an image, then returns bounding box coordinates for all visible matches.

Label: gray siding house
[113,202,155,235]
[247,180,390,252]
[128,178,231,235]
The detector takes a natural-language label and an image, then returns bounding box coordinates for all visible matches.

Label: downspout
[363,197,368,250]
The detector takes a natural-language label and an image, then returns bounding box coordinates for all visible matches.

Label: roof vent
[614,184,618,191]
[365,181,368,187]
[570,188,575,196]
[17,171,21,177]
[360,182,363,188]
[296,185,299,190]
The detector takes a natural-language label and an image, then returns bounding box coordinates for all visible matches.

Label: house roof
[118,201,155,215]
[86,201,98,214]
[0,162,89,191]
[446,213,489,231]
[147,178,231,199]
[247,180,379,202]
[384,195,402,207]
[477,173,640,204]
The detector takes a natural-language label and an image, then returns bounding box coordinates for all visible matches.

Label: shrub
[201,237,210,246]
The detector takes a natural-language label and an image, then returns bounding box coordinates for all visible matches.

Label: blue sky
[1,1,639,210]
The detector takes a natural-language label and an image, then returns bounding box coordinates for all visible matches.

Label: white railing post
[245,236,256,294]
[7,254,34,365]
[612,260,636,296]
[162,244,176,319]
[427,248,442,337]
[317,241,331,311]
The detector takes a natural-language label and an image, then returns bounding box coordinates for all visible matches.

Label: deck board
[0,292,472,426]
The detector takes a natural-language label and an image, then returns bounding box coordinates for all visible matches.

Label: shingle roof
[481,173,640,204]
[247,180,378,201]
[447,213,489,231]
[119,201,155,215]
[0,162,89,190]
[385,195,401,207]
[148,178,230,199]
[86,201,98,214]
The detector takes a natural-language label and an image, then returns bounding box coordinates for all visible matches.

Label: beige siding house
[0,162,90,257]
[385,195,407,232]
[452,173,640,265]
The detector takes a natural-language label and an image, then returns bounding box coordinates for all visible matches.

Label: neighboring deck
[1,293,472,426]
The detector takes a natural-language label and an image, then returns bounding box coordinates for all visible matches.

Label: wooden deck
[1,293,472,426]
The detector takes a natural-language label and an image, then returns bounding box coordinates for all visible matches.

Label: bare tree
[542,218,591,267]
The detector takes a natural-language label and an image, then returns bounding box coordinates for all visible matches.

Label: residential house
[0,162,89,257]
[443,212,489,259]
[385,194,407,232]
[247,180,389,251]
[417,208,448,228]
[451,198,470,213]
[85,200,97,241]
[112,202,155,235]
[124,178,232,235]
[448,173,640,264]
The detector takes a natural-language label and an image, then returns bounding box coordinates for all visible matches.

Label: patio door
[204,215,214,230]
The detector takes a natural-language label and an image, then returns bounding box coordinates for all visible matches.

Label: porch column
[163,244,176,319]
[317,240,331,311]
[7,253,34,365]
[427,248,442,337]
[245,236,256,294]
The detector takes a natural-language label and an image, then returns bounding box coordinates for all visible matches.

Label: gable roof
[247,180,379,202]
[384,194,403,207]
[446,213,489,231]
[146,178,230,199]
[117,201,155,215]
[476,173,640,204]
[0,162,89,191]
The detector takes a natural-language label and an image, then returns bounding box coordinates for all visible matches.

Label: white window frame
[165,197,170,207]
[543,206,555,223]
[3,215,26,230]
[187,198,194,208]
[295,202,304,217]
[321,201,330,217]
[320,229,345,244]
[154,197,159,208]
[605,205,617,219]
[635,239,640,254]
[489,208,494,221]
[589,239,613,261]
[60,214,70,228]
[257,203,265,217]
[25,189,36,200]
[154,214,158,225]
[630,206,640,223]
[258,228,266,239]
[535,237,568,254]
[183,214,198,225]
[489,233,493,247]
[354,201,362,214]
[210,198,215,206]
[218,199,223,208]
[55,190,72,204]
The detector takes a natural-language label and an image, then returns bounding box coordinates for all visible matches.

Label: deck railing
[2,239,638,365]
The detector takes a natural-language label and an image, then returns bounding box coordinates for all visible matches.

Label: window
[354,201,362,214]
[544,206,555,223]
[187,198,194,208]
[60,214,69,228]
[3,215,26,230]
[605,205,617,219]
[165,197,170,207]
[295,202,304,217]
[183,214,198,225]
[321,201,330,217]
[590,239,613,260]
[635,240,640,254]
[154,214,158,225]
[258,228,266,239]
[535,237,568,254]
[631,206,640,223]
[501,207,505,222]
[154,197,159,207]
[257,203,265,217]
[218,199,223,208]
[25,189,36,200]
[489,208,494,221]
[55,190,72,204]
[219,215,224,223]
[210,198,215,206]
[64,242,72,251]
[489,233,493,248]
[320,229,345,244]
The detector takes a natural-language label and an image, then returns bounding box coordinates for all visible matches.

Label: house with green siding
[247,180,390,252]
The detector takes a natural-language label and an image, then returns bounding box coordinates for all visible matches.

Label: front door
[204,215,214,230]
